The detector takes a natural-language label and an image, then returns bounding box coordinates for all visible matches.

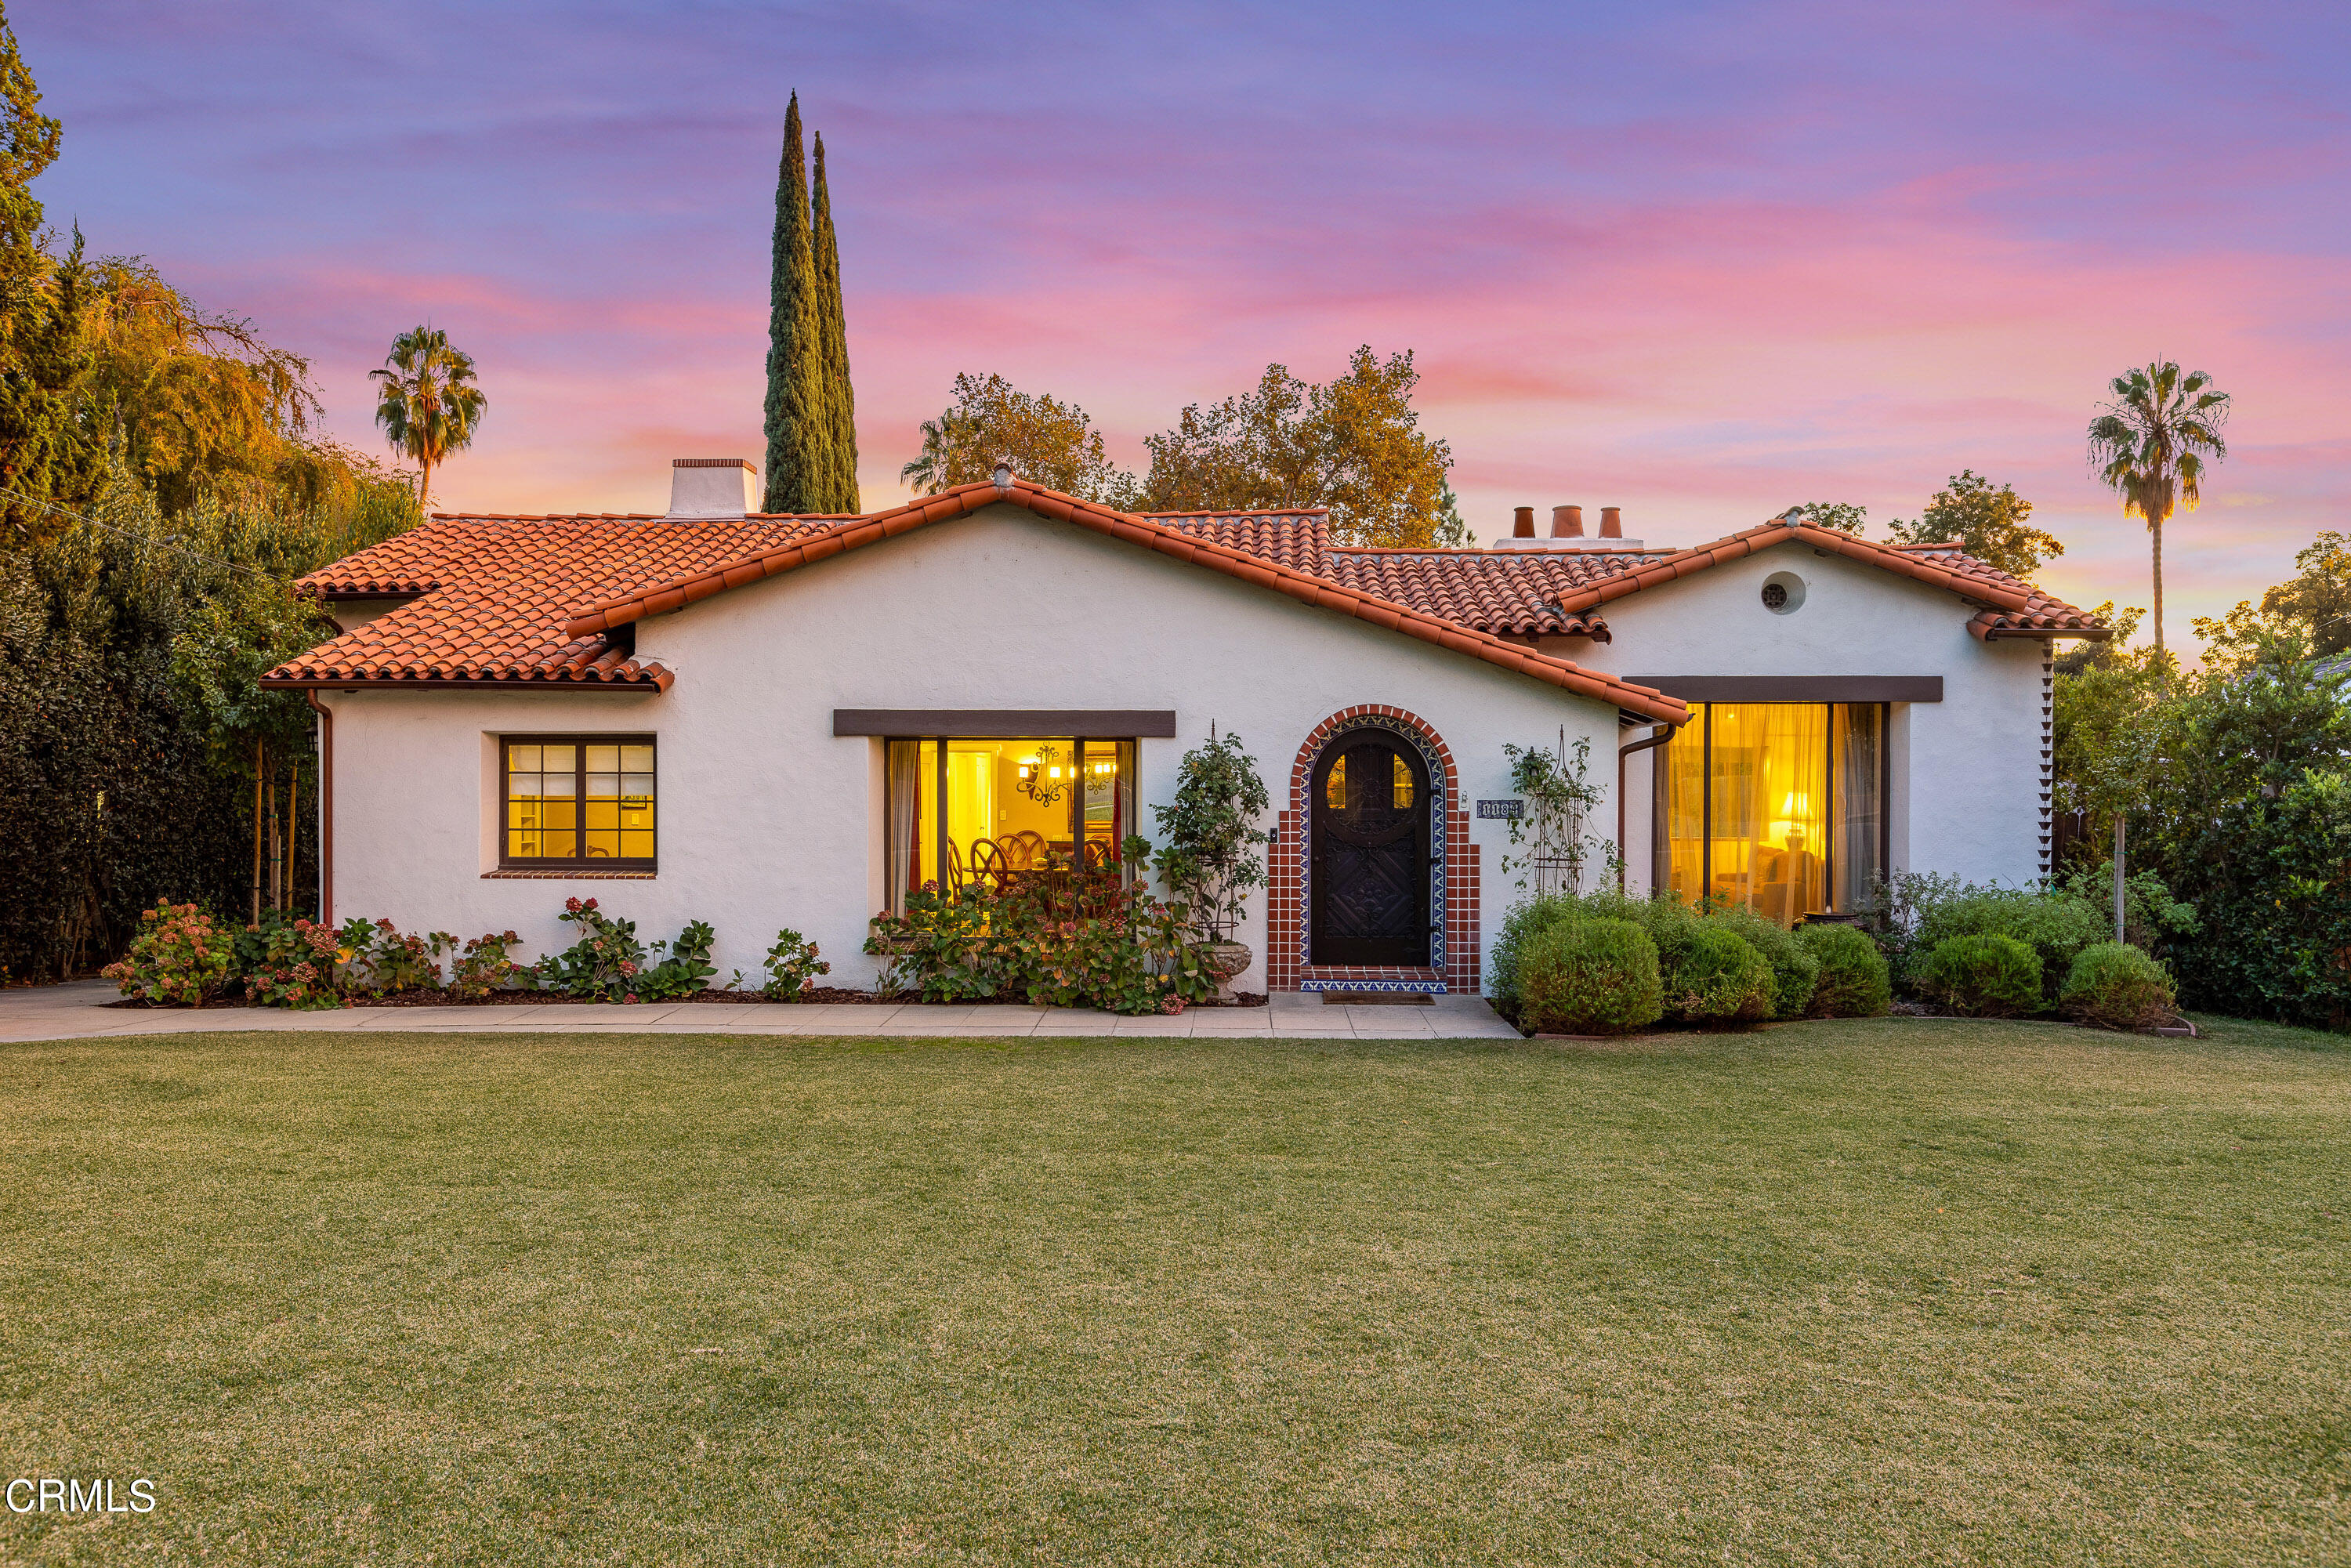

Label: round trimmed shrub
[1911,891,2107,1001]
[1701,903,1821,1019]
[1664,926,1774,1027]
[2059,942,2176,1031]
[1520,918,1665,1036]
[1914,933,2043,1017]
[1797,922,1892,1017]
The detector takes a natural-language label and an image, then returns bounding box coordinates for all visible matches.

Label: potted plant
[1149,726,1272,1001]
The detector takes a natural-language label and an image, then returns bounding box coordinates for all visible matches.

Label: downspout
[1617,722,1676,891]
[305,689,334,926]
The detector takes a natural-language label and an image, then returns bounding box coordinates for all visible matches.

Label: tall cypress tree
[761,94,823,513]
[810,132,859,512]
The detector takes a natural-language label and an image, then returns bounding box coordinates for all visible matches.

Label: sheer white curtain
[887,740,920,911]
[1832,704,1884,911]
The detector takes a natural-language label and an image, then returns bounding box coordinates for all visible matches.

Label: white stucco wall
[1574,539,2048,893]
[321,505,1625,992]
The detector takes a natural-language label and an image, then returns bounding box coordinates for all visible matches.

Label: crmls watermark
[7,1477,157,1514]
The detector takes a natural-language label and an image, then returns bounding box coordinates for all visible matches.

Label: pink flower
[622,993,640,1005]
[565,897,582,913]
[619,961,638,976]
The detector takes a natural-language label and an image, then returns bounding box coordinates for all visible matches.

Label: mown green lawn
[1,1017,2346,1565]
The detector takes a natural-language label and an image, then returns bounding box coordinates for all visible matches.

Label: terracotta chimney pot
[1599,506,1624,538]
[1512,505,1535,538]
[1551,505,1585,538]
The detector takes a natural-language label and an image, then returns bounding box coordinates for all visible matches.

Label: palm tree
[371,325,487,508]
[2086,360,2230,655]
[899,409,973,496]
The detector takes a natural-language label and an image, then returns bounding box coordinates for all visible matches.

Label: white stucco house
[262,461,2107,996]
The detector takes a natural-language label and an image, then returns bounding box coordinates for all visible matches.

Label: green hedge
[1520,919,1663,1035]
[1914,934,2042,1017]
[1665,925,1774,1027]
[2060,943,2176,1031]
[1798,923,1891,1016]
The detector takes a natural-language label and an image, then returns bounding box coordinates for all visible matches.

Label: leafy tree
[927,371,1139,505]
[1141,347,1456,547]
[2051,628,2169,937]
[2240,531,2351,661]
[1886,470,2063,578]
[369,325,485,509]
[1782,502,1867,534]
[0,5,426,976]
[808,131,857,513]
[2087,360,2230,654]
[761,95,825,513]
[82,258,324,512]
[0,5,92,540]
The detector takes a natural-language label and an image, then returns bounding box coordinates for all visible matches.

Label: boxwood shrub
[1910,889,2107,1000]
[1914,933,2043,1017]
[1796,922,1891,1017]
[1699,902,1820,1019]
[1519,918,1664,1036]
[2059,942,2177,1032]
[1664,925,1774,1027]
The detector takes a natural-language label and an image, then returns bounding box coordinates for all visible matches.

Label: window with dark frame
[883,736,1138,911]
[1650,702,1889,925]
[502,737,657,869]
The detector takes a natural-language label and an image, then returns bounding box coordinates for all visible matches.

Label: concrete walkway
[0,980,1522,1045]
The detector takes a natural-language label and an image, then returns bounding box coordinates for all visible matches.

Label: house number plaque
[1475,799,1524,820]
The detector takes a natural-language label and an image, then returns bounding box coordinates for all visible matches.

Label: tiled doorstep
[0,987,1522,1042]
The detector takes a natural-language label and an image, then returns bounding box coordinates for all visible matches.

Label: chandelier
[1016,744,1072,806]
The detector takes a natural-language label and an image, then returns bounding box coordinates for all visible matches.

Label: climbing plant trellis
[1499,730,1616,896]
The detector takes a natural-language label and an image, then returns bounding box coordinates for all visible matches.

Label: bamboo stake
[252,738,264,925]
[288,770,299,918]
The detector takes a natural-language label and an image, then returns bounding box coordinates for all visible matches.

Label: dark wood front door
[1310,730,1432,966]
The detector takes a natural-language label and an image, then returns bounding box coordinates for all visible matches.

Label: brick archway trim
[1267,705,1480,994]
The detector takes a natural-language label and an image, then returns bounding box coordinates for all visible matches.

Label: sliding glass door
[1652,702,1888,925]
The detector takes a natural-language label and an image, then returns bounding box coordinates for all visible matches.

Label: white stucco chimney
[666,458,759,519]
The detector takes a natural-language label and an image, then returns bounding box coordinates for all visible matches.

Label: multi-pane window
[504,737,656,867]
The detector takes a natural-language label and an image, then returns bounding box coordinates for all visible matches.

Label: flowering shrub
[336,918,445,995]
[236,912,344,1009]
[865,875,1215,1015]
[763,929,830,1000]
[102,900,234,1005]
[532,898,648,1001]
[449,931,523,998]
[531,899,715,1001]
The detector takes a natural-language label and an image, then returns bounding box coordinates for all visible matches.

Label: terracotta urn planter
[1202,940,1253,1004]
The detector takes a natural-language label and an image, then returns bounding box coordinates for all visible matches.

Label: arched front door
[1310,729,1433,965]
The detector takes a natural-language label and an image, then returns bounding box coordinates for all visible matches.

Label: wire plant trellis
[1500,730,1616,896]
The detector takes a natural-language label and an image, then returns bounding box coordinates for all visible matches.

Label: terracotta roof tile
[265,512,833,689]
[552,480,1689,721]
[1549,519,2109,639]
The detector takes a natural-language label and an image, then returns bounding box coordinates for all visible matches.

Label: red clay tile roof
[263,485,2099,708]
[263,513,835,689]
[1548,519,2109,639]
[549,479,1690,722]
[1320,548,1662,636]
[1147,510,1331,575]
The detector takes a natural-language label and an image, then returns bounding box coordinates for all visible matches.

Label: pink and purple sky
[22,2,2350,650]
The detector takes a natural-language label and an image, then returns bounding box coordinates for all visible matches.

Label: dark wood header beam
[831,709,1180,737]
[1622,676,1942,704]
